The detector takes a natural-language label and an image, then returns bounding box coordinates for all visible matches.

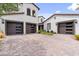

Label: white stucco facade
[0,3,39,35]
[44,14,79,34]
[38,16,45,23]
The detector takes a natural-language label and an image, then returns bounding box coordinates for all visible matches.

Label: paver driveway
[0,34,79,56]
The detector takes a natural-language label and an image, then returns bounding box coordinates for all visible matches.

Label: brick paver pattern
[0,34,78,56]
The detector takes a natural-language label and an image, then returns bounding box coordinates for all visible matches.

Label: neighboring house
[38,16,45,30]
[44,14,79,34]
[0,3,40,35]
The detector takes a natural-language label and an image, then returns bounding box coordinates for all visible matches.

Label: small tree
[0,3,18,16]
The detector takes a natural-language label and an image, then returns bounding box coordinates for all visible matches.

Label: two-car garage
[5,21,36,35]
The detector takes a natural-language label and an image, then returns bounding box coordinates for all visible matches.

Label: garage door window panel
[58,21,74,34]
[6,21,23,35]
[26,23,36,34]
[27,8,31,16]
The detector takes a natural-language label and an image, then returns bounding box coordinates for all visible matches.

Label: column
[36,23,39,33]
[23,22,26,34]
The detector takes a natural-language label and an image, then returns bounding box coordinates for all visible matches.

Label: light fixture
[54,16,56,19]
[2,19,4,24]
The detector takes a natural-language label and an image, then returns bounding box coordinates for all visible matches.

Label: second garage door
[58,21,75,34]
[6,21,23,35]
[26,23,36,34]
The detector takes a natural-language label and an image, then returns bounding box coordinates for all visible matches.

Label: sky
[36,3,79,19]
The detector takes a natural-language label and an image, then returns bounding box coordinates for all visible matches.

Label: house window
[47,23,51,31]
[41,18,43,22]
[27,8,31,16]
[32,10,36,17]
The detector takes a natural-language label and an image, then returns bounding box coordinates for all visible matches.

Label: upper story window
[32,10,36,17]
[27,8,31,16]
[41,18,43,22]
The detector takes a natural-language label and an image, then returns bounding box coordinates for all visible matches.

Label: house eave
[43,13,79,23]
[32,3,40,10]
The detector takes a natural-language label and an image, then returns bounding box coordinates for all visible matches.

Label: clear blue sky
[36,3,79,19]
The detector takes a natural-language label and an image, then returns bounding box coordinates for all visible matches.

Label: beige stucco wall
[38,16,45,23]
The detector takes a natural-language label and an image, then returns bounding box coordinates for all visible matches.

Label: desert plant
[0,31,4,49]
[0,31,5,39]
[75,35,79,40]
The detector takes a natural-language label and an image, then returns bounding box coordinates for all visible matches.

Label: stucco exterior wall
[38,16,45,23]
[1,14,38,23]
[44,15,79,34]
[75,20,79,34]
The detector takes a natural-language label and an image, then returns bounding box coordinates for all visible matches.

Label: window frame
[32,10,36,17]
[27,8,31,16]
[47,23,51,31]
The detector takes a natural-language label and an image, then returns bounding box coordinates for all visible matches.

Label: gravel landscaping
[0,34,79,56]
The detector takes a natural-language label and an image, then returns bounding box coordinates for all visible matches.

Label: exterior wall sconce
[2,19,5,24]
[54,16,56,19]
[56,23,58,25]
[74,19,77,23]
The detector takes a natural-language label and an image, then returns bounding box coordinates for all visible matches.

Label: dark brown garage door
[26,23,36,34]
[6,21,23,35]
[58,21,74,34]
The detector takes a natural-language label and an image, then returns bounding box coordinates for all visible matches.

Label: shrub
[53,32,56,34]
[75,35,79,40]
[43,30,46,32]
[38,30,41,33]
[38,29,44,33]
[46,32,53,35]
[0,32,5,39]
[50,30,53,33]
[38,29,54,35]
[47,31,49,33]
[50,30,56,34]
